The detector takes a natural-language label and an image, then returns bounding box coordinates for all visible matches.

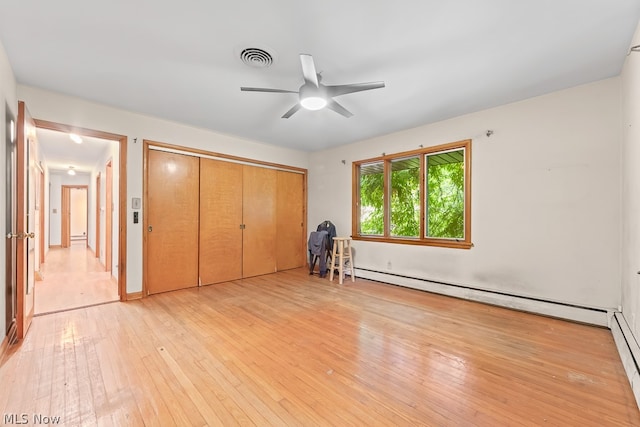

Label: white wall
[0,39,17,340]
[622,22,640,339]
[17,85,310,293]
[309,78,622,311]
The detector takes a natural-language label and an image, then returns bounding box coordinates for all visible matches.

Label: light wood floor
[1,269,638,426]
[35,242,119,315]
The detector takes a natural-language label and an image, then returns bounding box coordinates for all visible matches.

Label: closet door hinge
[239,224,246,229]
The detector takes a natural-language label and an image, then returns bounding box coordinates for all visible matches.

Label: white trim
[355,268,610,326]
[611,312,640,409]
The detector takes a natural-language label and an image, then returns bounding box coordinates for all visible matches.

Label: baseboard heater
[611,312,640,408]
[354,267,610,327]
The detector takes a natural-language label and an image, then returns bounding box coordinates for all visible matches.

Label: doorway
[61,185,88,247]
[30,120,127,315]
[33,128,120,314]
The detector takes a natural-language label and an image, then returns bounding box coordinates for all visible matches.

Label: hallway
[35,242,119,315]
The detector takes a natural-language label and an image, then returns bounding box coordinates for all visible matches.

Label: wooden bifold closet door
[276,170,305,270]
[242,165,277,278]
[146,145,305,293]
[146,150,199,294]
[199,159,243,284]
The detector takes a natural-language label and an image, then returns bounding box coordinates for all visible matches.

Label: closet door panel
[276,170,305,270]
[199,159,243,284]
[242,165,277,278]
[147,150,199,294]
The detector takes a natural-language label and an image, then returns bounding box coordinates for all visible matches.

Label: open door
[14,101,36,339]
[5,103,18,345]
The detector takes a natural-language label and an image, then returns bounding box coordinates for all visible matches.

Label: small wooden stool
[329,237,355,284]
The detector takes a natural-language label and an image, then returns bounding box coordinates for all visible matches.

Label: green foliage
[390,167,420,236]
[359,152,465,239]
[427,161,464,238]
[359,170,384,234]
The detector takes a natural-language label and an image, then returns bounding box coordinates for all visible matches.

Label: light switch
[132,197,141,209]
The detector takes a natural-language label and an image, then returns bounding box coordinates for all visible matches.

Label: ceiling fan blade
[240,87,297,93]
[300,54,319,87]
[326,81,385,97]
[326,99,353,118]
[282,103,302,119]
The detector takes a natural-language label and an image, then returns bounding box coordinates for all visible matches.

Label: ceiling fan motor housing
[299,83,327,110]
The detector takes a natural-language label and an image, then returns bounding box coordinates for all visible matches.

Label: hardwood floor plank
[35,244,118,315]
[1,268,638,425]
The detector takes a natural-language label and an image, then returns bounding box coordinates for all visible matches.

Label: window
[358,161,384,235]
[353,139,472,249]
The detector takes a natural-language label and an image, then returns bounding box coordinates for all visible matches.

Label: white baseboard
[355,268,610,327]
[611,312,640,409]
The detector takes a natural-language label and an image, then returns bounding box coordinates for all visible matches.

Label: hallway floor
[34,242,119,315]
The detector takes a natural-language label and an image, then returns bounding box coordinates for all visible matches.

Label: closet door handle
[148,225,153,232]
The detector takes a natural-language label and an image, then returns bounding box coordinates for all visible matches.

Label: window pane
[390,157,420,237]
[426,149,464,239]
[359,162,384,235]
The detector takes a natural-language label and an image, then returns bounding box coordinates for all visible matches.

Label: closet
[145,145,306,295]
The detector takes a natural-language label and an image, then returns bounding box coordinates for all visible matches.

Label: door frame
[95,172,101,259]
[105,159,113,273]
[61,185,89,247]
[38,167,45,265]
[33,119,128,300]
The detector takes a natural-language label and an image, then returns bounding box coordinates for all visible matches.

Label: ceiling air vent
[240,48,274,68]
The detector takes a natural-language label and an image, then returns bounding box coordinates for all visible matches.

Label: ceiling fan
[241,54,385,119]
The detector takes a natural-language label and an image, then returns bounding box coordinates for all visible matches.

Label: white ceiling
[1,1,639,152]
[36,128,115,174]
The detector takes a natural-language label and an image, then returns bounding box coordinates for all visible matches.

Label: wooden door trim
[61,186,70,248]
[146,139,307,174]
[39,168,45,264]
[33,119,127,300]
[95,173,100,259]
[105,160,112,273]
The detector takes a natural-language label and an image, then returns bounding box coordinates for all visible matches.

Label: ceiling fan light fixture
[240,53,385,118]
[300,96,327,111]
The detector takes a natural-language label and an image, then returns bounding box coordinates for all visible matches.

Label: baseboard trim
[355,268,610,326]
[611,312,640,409]
[126,291,143,301]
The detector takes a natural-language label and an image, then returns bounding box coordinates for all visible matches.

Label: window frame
[352,139,472,249]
